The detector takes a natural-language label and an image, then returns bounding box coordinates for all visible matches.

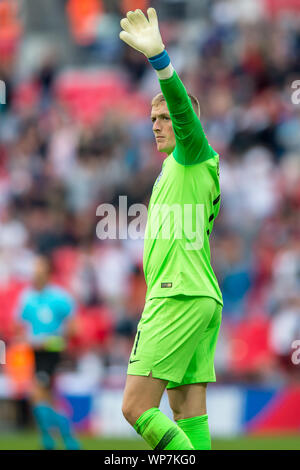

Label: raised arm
[119,7,217,165]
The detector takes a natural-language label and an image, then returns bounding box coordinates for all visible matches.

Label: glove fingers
[147,8,158,27]
[126,9,145,32]
[135,9,148,27]
[120,18,133,34]
[126,10,137,27]
[119,30,139,50]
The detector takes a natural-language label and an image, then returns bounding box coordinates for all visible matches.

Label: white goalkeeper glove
[119,8,164,59]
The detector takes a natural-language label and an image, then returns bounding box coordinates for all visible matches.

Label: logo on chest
[153,167,164,189]
[37,306,54,324]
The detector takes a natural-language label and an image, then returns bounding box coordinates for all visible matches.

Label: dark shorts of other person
[33,350,62,388]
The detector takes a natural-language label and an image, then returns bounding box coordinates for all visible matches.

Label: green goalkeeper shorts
[127,295,222,389]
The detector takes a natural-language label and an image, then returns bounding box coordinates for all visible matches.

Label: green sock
[134,407,194,450]
[176,414,211,450]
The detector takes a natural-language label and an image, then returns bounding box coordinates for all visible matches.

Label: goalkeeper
[120,8,223,450]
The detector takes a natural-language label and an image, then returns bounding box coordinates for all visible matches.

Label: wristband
[148,50,170,70]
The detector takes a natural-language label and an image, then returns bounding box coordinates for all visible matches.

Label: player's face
[33,257,50,289]
[151,101,176,155]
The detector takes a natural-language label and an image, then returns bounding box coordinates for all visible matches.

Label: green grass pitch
[0,431,299,450]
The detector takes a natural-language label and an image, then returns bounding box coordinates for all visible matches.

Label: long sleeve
[159,71,217,165]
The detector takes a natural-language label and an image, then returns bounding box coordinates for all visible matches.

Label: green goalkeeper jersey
[143,71,223,306]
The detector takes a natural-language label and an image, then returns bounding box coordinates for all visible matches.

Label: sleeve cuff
[148,50,171,70]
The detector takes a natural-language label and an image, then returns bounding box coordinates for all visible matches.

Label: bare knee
[168,383,207,421]
[122,374,166,426]
[170,404,185,421]
[121,399,134,425]
[122,397,145,427]
[170,400,207,421]
[172,411,183,421]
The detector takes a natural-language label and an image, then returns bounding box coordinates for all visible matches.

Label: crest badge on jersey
[154,167,164,189]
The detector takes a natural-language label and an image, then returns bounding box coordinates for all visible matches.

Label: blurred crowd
[0,0,300,392]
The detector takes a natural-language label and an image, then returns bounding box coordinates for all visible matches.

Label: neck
[33,281,48,291]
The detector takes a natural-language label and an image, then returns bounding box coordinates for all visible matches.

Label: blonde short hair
[151,92,200,118]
